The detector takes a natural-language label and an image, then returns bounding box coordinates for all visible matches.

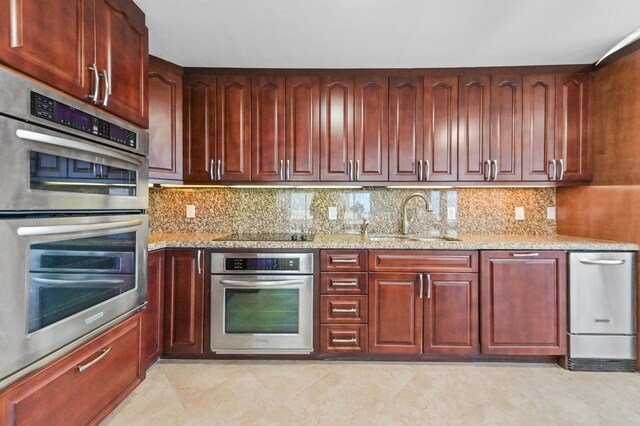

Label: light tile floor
[102,360,640,425]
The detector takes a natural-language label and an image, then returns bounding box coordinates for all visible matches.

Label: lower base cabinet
[0,313,144,426]
[142,249,165,369]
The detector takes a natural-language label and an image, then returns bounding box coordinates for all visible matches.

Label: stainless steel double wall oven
[0,67,149,387]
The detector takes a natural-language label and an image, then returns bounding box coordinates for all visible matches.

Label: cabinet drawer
[0,314,143,426]
[369,250,478,272]
[321,295,368,323]
[320,325,368,353]
[321,272,368,294]
[321,250,367,271]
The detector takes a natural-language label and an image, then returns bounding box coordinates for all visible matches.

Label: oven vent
[568,358,636,372]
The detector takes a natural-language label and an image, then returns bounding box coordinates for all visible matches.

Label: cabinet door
[286,76,320,181]
[142,250,164,369]
[368,273,422,354]
[555,73,589,182]
[149,56,183,182]
[320,76,354,181]
[94,0,148,127]
[183,75,216,183]
[0,0,94,101]
[489,74,522,181]
[423,273,478,355]
[354,76,388,181]
[389,76,423,182]
[252,76,285,181]
[522,74,555,182]
[480,251,567,355]
[164,249,205,354]
[424,76,458,182]
[217,75,252,181]
[458,75,490,181]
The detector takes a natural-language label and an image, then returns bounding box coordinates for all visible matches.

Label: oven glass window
[224,289,299,334]
[29,151,137,196]
[28,232,136,333]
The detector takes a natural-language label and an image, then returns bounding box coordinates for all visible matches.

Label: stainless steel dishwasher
[568,252,636,371]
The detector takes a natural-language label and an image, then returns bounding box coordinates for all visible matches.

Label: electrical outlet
[186,205,196,218]
[515,207,525,221]
[328,207,338,220]
[447,206,456,220]
[547,207,556,220]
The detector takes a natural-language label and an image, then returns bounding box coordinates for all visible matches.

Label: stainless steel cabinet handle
[549,160,557,181]
[77,347,112,372]
[512,253,540,257]
[349,160,354,181]
[491,160,498,180]
[332,337,357,344]
[419,273,424,299]
[88,64,100,103]
[558,159,565,180]
[418,160,423,181]
[217,159,222,181]
[332,308,358,313]
[426,273,432,299]
[286,159,291,181]
[33,277,125,285]
[356,160,360,181]
[331,281,359,287]
[579,259,626,266]
[219,279,305,287]
[425,160,430,181]
[280,160,284,181]
[17,219,143,237]
[100,69,110,107]
[331,258,358,264]
[197,251,202,274]
[210,159,215,180]
[484,160,491,180]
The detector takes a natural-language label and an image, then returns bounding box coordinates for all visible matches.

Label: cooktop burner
[221,233,315,242]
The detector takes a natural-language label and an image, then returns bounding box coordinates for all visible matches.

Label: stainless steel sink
[366,235,460,242]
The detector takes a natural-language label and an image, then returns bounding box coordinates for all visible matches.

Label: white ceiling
[134,0,640,68]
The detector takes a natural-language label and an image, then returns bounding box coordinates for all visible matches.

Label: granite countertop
[148,232,639,251]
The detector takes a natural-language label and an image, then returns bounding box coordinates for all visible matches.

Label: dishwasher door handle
[579,259,626,266]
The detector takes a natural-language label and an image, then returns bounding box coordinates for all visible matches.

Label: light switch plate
[515,207,525,221]
[328,207,338,220]
[186,205,196,218]
[447,206,456,220]
[547,207,556,220]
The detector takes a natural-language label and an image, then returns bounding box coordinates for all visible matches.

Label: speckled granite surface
[148,233,639,252]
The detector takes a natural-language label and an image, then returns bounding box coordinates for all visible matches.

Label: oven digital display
[225,258,299,271]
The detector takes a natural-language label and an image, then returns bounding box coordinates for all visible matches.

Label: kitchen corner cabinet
[149,57,183,182]
[480,251,567,355]
[142,250,165,369]
[0,0,148,127]
[164,249,206,354]
[0,313,143,426]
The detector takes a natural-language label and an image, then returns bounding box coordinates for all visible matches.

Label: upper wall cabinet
[252,76,286,182]
[424,76,458,182]
[149,57,183,182]
[489,73,522,181]
[0,0,149,128]
[522,74,556,182]
[286,76,320,181]
[321,76,355,181]
[217,76,252,181]
[183,75,217,182]
[458,75,491,181]
[389,76,423,182]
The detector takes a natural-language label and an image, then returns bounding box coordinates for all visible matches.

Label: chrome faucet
[401,193,433,235]
[361,219,370,239]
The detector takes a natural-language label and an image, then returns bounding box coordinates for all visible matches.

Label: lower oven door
[211,275,313,354]
[0,214,147,384]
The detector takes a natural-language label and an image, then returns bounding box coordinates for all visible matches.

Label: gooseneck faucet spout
[401,193,433,235]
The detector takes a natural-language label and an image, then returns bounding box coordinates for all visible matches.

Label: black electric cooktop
[220,233,315,242]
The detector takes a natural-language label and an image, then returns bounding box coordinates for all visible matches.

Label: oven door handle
[32,277,126,285]
[17,219,143,236]
[16,129,143,166]
[219,279,305,287]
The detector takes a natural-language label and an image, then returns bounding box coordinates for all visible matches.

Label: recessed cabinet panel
[252,76,285,181]
[489,74,522,181]
[556,73,589,181]
[217,76,251,181]
[425,76,458,181]
[321,76,354,181]
[389,76,423,181]
[354,76,388,181]
[286,76,320,181]
[183,76,216,182]
[523,74,555,181]
[458,75,490,181]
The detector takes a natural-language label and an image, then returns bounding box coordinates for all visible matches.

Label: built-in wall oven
[0,66,149,389]
[211,253,314,354]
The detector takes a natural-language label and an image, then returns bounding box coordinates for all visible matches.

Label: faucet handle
[361,219,370,237]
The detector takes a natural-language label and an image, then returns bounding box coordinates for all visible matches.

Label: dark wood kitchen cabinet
[389,76,423,181]
[522,74,556,181]
[458,74,491,181]
[286,76,320,181]
[555,73,590,182]
[142,250,165,369]
[183,75,217,182]
[0,313,143,426]
[354,76,388,181]
[480,251,567,355]
[217,75,251,181]
[149,56,183,182]
[0,0,148,127]
[164,249,206,354]
[320,76,354,181]
[424,75,458,182]
[252,76,285,181]
[489,74,522,181]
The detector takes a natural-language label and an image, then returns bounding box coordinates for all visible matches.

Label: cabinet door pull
[332,337,357,344]
[558,159,565,181]
[512,253,540,257]
[100,69,110,107]
[419,273,424,299]
[331,258,358,264]
[197,251,202,274]
[332,281,358,287]
[548,159,557,181]
[332,307,358,313]
[88,64,100,103]
[217,159,222,181]
[280,160,284,181]
[418,160,423,181]
[349,160,354,181]
[426,273,432,299]
[286,159,291,181]
[425,160,430,181]
[491,159,498,180]
[484,160,491,180]
[355,160,360,181]
[210,159,215,181]
[77,347,112,372]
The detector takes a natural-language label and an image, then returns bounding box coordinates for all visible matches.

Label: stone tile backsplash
[149,187,556,236]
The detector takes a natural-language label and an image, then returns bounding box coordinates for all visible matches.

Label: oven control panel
[31,91,137,149]
[225,257,299,271]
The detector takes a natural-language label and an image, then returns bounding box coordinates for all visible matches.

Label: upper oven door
[0,115,148,211]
